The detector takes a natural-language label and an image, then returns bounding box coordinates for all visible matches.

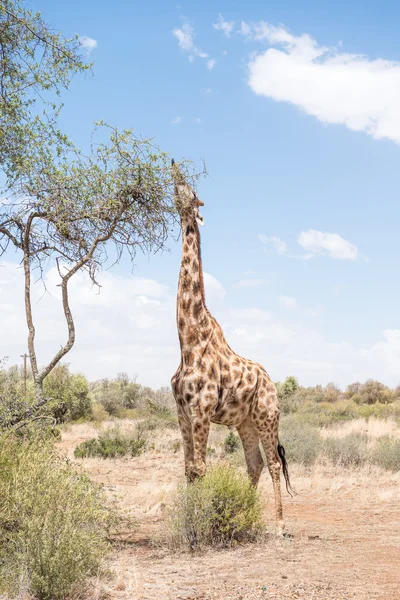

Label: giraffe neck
[176,216,210,352]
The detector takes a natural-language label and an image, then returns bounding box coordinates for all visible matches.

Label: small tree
[277,376,300,399]
[345,382,362,399]
[0,1,197,417]
[359,379,390,405]
[1,124,180,406]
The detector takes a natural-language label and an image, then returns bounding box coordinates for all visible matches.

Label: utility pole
[20,353,28,398]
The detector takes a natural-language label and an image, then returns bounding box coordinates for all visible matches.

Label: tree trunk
[34,379,45,407]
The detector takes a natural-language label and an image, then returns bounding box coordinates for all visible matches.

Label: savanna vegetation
[1,361,400,595]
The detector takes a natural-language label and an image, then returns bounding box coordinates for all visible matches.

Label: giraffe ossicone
[170,162,292,536]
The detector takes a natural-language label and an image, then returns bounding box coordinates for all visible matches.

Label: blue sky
[1,0,400,388]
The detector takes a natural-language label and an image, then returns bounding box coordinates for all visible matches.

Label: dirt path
[58,422,400,600]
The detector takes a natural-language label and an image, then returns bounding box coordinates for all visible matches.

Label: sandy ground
[57,420,400,600]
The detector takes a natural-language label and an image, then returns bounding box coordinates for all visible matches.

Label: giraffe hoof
[276,520,285,538]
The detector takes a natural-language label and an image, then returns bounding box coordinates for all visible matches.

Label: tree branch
[37,201,127,383]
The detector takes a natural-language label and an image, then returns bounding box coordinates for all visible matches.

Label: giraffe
[170,161,292,536]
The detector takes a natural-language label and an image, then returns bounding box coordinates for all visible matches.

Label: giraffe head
[171,159,204,226]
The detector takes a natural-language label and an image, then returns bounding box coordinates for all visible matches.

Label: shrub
[165,464,263,551]
[323,434,369,467]
[276,376,299,401]
[43,365,91,422]
[0,438,114,599]
[224,431,241,453]
[139,413,178,431]
[358,379,391,405]
[371,436,400,471]
[90,402,110,423]
[357,402,400,421]
[280,416,323,465]
[74,425,147,459]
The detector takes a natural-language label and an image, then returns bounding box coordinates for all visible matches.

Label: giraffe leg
[190,410,211,481]
[177,405,195,481]
[259,430,285,537]
[236,417,264,486]
[251,389,285,537]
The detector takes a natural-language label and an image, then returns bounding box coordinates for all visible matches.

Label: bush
[280,416,323,465]
[371,437,400,471]
[90,402,110,423]
[224,431,241,453]
[0,438,114,599]
[357,401,400,421]
[276,376,299,400]
[43,365,91,422]
[74,425,147,459]
[165,464,263,551]
[323,434,369,467]
[139,413,178,431]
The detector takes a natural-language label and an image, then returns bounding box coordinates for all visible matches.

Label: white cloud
[79,36,97,52]
[0,262,176,388]
[279,295,297,309]
[258,234,288,254]
[207,58,216,70]
[173,21,197,52]
[298,229,359,260]
[235,278,270,288]
[219,306,400,387]
[213,14,235,38]
[259,230,359,260]
[2,262,400,388]
[173,19,215,69]
[195,117,201,124]
[243,21,400,144]
[202,87,212,95]
[204,272,226,302]
[171,116,182,125]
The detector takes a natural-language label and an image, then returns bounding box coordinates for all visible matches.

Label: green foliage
[0,0,89,182]
[276,376,299,400]
[92,374,141,416]
[0,363,33,430]
[0,437,114,599]
[92,377,176,422]
[224,431,241,454]
[90,402,110,423]
[165,465,263,551]
[357,379,394,404]
[371,437,400,471]
[43,364,91,422]
[74,425,147,459]
[323,434,369,467]
[280,416,323,465]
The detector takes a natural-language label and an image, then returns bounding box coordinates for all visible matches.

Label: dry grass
[55,418,400,600]
[321,417,400,439]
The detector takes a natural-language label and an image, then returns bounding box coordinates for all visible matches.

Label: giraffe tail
[277,442,296,497]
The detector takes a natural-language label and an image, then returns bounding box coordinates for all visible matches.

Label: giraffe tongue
[195,208,204,226]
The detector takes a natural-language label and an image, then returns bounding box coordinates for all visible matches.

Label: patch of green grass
[74,425,147,459]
